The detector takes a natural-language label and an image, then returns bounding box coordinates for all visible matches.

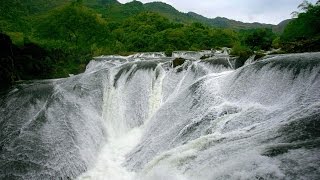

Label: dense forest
[1,0,319,90]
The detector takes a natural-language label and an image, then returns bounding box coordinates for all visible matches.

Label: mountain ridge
[112,1,286,32]
[0,0,287,32]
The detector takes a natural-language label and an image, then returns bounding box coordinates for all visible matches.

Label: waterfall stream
[1,52,319,180]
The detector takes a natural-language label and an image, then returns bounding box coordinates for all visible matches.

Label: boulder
[172,57,186,68]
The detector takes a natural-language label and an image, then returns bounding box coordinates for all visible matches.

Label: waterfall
[244,55,256,65]
[0,52,319,180]
[126,52,320,180]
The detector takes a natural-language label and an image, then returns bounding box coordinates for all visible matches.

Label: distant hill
[144,2,195,24]
[186,12,274,30]
[104,1,279,31]
[1,0,287,32]
[273,19,292,33]
[103,1,145,21]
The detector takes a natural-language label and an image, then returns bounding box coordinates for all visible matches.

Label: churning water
[0,51,319,180]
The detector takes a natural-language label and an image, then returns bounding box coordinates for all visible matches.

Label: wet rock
[172,57,186,68]
[200,54,213,60]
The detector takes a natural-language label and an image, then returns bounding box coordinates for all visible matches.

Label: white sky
[118,0,318,24]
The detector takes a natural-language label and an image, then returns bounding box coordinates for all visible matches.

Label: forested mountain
[102,1,278,30]
[0,0,279,31]
[144,2,276,30]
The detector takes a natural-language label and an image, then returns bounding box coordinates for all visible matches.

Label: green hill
[1,0,283,31]
[273,19,292,33]
[144,2,275,30]
[108,1,287,32]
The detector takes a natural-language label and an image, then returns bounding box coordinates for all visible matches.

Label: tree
[35,3,107,48]
[281,1,320,52]
[240,28,276,50]
[291,0,313,17]
[282,1,320,41]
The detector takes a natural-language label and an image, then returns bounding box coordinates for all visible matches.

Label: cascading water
[0,51,319,180]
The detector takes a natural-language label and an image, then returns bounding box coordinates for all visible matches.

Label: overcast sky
[118,0,317,24]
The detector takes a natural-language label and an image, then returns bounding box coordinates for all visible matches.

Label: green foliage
[281,1,320,52]
[97,0,277,30]
[272,37,281,49]
[282,4,320,41]
[231,43,253,68]
[239,28,276,51]
[105,12,238,53]
[231,43,253,58]
[144,2,276,30]
[35,3,108,47]
[5,32,25,46]
[103,1,145,21]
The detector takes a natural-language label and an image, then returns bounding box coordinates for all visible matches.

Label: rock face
[172,57,186,68]
[0,33,16,89]
[0,33,50,91]
[0,33,14,56]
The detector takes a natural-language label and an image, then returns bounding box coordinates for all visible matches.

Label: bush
[239,28,276,51]
[280,2,320,52]
[231,44,253,68]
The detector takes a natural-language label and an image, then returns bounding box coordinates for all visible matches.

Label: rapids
[0,51,319,180]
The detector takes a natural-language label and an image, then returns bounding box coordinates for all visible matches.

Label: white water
[1,52,319,180]
[77,127,142,180]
